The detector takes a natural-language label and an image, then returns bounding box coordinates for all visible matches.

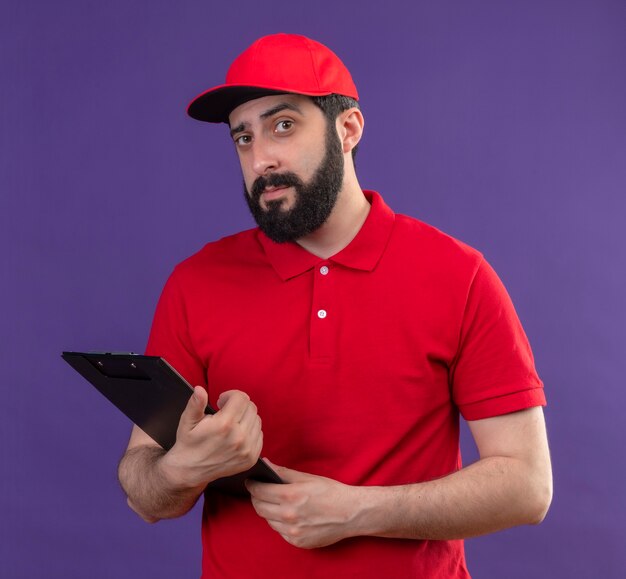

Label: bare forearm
[248,408,552,549]
[118,389,263,522]
[118,446,205,522]
[352,456,552,541]
[352,408,553,541]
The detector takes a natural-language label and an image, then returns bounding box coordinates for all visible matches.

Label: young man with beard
[118,34,552,578]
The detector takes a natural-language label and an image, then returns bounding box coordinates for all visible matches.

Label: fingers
[217,390,253,419]
[259,461,309,484]
[245,470,351,549]
[169,388,264,483]
[179,388,254,436]
[251,456,310,488]
[216,391,262,438]
[177,386,209,434]
[246,464,312,503]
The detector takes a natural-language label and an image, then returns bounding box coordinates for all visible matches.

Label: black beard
[243,122,344,243]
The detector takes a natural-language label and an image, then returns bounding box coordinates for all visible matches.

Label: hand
[246,461,364,549]
[160,387,263,488]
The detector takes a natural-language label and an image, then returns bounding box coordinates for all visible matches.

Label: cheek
[243,175,254,195]
[297,150,323,179]
[238,161,256,192]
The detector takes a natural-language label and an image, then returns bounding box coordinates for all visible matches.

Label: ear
[336,108,364,154]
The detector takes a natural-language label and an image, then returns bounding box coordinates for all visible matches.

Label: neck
[295,181,370,259]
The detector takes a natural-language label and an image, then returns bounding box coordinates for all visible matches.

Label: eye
[274,120,294,134]
[234,134,252,147]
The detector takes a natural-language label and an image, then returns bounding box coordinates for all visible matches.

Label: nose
[251,136,279,176]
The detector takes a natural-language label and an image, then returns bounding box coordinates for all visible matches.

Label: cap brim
[187,84,335,124]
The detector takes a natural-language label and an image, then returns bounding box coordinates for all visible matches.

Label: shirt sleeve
[451,258,545,421]
[144,268,208,389]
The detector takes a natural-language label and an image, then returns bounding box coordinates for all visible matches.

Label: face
[229,95,344,243]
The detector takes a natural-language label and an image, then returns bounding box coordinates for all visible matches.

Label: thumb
[178,386,208,432]
[262,459,311,484]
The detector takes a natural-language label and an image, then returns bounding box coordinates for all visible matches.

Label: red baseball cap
[187,33,359,123]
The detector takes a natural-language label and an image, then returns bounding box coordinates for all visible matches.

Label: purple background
[2,1,625,577]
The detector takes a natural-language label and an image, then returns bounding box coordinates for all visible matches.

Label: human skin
[246,407,552,549]
[119,94,552,542]
[119,387,263,522]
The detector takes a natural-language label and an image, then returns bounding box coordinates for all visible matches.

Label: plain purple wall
[2,1,625,577]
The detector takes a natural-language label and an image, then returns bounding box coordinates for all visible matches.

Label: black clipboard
[61,351,283,494]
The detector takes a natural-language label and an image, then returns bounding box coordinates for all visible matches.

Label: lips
[261,186,289,202]
[251,172,302,201]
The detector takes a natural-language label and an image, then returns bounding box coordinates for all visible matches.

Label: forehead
[228,94,320,127]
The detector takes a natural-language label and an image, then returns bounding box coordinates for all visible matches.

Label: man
[118,33,552,577]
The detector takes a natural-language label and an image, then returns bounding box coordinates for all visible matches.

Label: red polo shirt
[146,191,545,578]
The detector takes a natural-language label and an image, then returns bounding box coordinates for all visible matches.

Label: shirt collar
[257,190,395,281]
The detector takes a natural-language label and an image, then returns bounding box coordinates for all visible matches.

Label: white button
[317,309,327,319]
[320,266,329,275]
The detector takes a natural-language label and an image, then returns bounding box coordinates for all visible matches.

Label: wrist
[349,484,412,539]
[342,484,383,538]
[158,450,204,492]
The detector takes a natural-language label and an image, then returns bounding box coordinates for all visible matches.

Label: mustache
[250,172,303,200]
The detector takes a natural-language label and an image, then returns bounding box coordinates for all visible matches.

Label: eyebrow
[229,102,304,138]
[260,102,303,119]
[229,122,247,138]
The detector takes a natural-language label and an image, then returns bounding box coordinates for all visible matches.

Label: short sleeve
[451,258,545,420]
[145,268,207,389]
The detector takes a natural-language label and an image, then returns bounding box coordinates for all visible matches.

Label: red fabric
[187,33,358,123]
[146,191,544,578]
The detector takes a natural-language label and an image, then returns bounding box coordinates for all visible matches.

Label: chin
[263,196,296,213]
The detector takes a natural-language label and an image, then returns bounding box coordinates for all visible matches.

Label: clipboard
[61,351,283,494]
